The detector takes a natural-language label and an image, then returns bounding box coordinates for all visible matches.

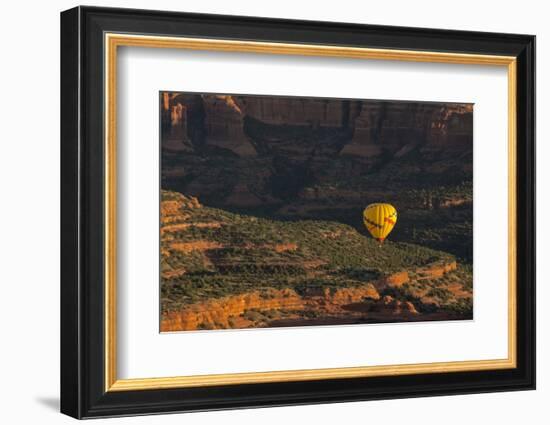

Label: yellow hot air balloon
[363,203,397,243]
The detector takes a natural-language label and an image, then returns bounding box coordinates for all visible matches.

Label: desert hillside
[160,190,473,331]
[161,94,473,260]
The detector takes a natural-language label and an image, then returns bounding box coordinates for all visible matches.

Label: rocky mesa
[160,191,472,331]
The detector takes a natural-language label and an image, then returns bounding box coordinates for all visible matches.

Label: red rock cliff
[161,93,473,158]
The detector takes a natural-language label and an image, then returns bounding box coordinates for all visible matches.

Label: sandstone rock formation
[343,102,473,158]
[202,95,257,157]
[371,295,418,315]
[161,93,472,158]
[161,284,382,332]
[236,96,360,128]
[427,104,474,147]
[160,93,192,152]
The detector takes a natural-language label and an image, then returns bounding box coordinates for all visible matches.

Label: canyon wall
[236,96,360,127]
[161,93,473,157]
[343,102,473,157]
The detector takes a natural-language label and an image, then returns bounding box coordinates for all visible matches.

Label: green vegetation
[446,298,474,316]
[426,287,454,303]
[377,264,473,318]
[161,190,458,313]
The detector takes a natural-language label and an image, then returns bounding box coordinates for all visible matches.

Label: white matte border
[117,46,509,379]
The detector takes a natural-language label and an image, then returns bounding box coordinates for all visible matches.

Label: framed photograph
[60,6,535,419]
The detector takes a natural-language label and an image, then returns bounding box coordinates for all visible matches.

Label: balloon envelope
[363,203,397,242]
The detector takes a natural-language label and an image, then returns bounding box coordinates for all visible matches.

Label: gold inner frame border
[104,33,517,392]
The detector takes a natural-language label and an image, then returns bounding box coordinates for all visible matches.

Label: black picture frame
[61,5,535,419]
